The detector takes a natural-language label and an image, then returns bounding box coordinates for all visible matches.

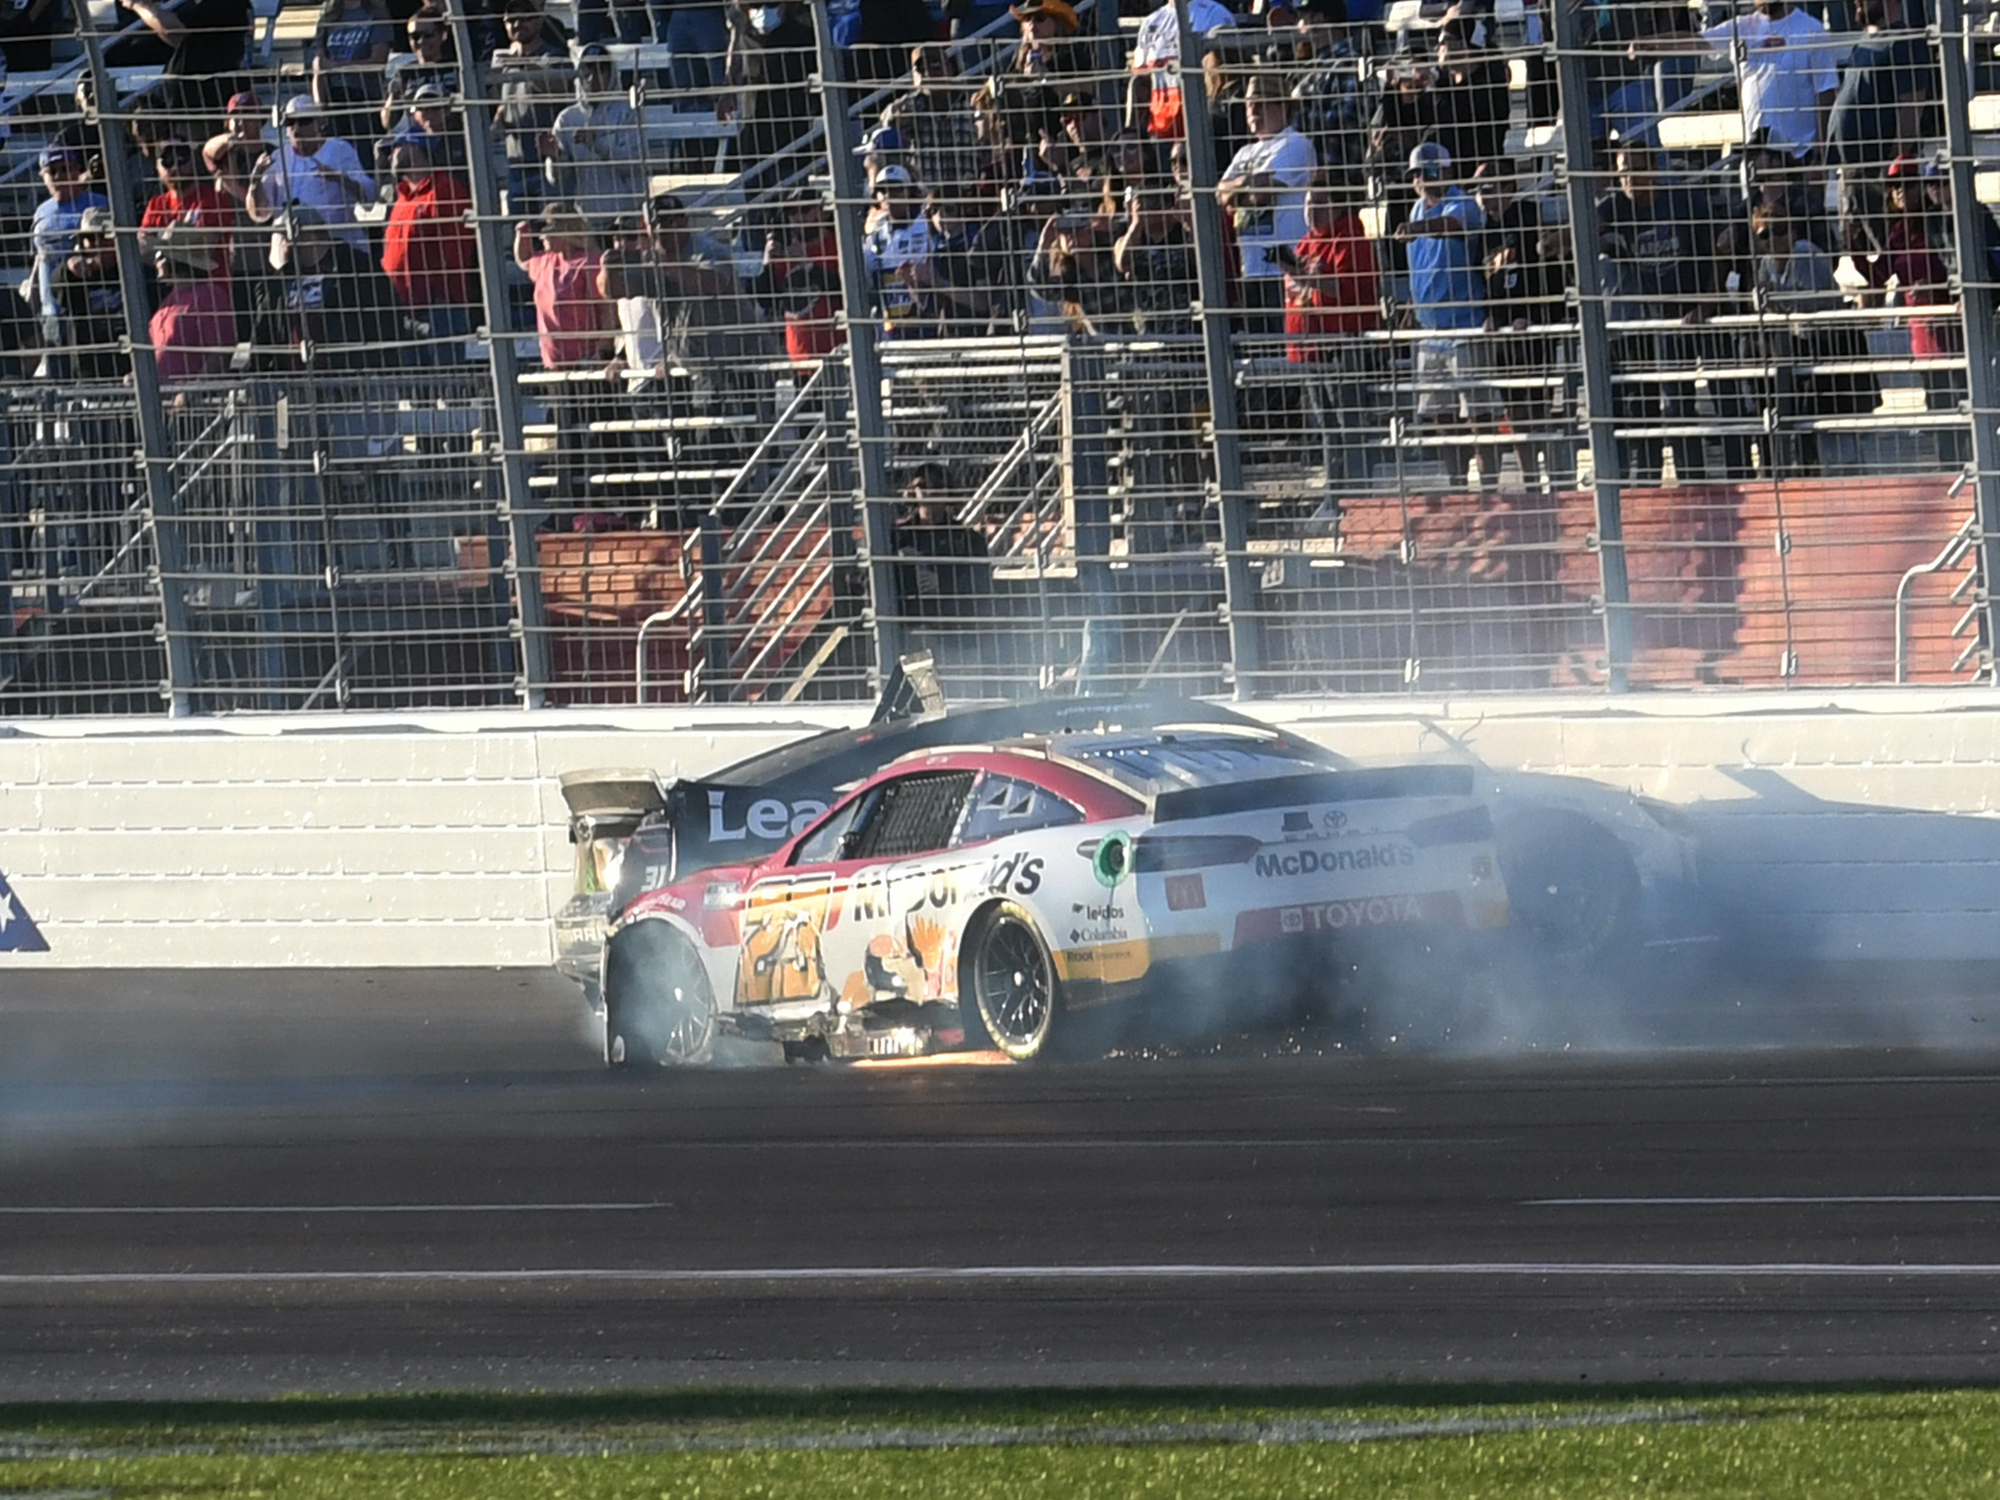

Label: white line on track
[0,1203,668,1216]
[2,1262,1998,1287]
[632,1138,1500,1150]
[1529,1195,2000,1207]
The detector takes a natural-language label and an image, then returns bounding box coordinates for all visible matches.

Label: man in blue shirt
[23,142,108,375]
[1395,141,1502,489]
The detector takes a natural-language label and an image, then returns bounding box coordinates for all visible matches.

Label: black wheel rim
[1520,846,1620,955]
[976,920,1050,1049]
[653,968,714,1064]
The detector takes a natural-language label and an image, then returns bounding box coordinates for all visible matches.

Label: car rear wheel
[1495,812,1641,971]
[603,921,716,1069]
[966,904,1061,1062]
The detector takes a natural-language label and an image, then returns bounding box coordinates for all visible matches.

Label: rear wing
[558,768,667,831]
[1151,765,1476,823]
[871,651,947,725]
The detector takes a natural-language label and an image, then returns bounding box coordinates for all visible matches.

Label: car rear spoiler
[871,651,947,724]
[558,769,668,827]
[1151,764,1476,823]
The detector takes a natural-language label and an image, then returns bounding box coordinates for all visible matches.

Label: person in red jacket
[1283,180,1380,503]
[382,136,477,363]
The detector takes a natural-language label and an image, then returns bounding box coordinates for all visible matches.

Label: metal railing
[6,3,2000,716]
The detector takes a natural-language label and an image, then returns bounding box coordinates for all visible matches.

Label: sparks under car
[600,726,1512,1065]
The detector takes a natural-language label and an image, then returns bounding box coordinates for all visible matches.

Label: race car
[600,724,1512,1066]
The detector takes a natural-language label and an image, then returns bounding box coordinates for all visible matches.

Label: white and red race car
[601,722,1511,1065]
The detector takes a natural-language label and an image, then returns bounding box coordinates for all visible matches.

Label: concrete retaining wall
[2,689,1997,968]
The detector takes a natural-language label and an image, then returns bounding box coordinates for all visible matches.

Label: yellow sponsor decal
[1055,932,1220,987]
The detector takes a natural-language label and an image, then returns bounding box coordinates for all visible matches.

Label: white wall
[2,688,1997,968]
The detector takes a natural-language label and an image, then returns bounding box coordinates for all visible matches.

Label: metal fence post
[1552,0,1634,692]
[812,0,905,689]
[1063,336,1114,686]
[696,508,729,699]
[446,0,555,708]
[80,34,199,714]
[1175,0,1264,698]
[1935,0,2000,676]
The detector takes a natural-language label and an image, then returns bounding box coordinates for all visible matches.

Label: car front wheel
[603,921,716,1069]
[966,903,1062,1062]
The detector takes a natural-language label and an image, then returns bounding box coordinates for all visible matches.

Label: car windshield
[1060,734,1333,798]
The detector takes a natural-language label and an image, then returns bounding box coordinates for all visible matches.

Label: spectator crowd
[7,0,1999,552]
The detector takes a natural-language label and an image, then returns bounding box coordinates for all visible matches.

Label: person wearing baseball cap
[377,9,460,172]
[222,92,269,162]
[246,95,377,252]
[376,79,466,175]
[1396,139,1505,487]
[25,138,108,350]
[864,163,942,338]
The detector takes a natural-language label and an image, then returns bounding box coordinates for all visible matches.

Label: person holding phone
[246,96,375,253]
[1217,72,1316,335]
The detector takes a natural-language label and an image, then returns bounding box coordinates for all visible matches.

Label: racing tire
[964,903,1067,1063]
[602,921,716,1069]
[1493,811,1642,973]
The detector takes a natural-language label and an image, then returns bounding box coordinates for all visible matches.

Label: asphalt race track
[3,968,2000,1398]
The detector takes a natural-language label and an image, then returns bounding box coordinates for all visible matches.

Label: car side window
[791,793,869,866]
[955,774,1084,847]
[845,770,977,861]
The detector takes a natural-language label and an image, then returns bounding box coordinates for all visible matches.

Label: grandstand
[0,0,1996,714]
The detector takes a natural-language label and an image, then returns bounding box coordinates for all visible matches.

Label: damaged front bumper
[723,998,969,1061]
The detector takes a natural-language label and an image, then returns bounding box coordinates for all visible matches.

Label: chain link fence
[0,0,1994,715]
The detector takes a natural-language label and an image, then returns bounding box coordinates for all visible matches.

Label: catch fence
[1,0,1995,716]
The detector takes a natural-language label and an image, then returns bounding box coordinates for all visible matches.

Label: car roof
[701,696,1274,796]
[867,723,1343,805]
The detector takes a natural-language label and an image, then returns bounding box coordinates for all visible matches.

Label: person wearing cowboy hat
[1009,0,1076,35]
[51,206,127,382]
[997,0,1086,166]
[1216,71,1315,323]
[148,222,237,384]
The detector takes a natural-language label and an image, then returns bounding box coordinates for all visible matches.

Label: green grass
[1,1386,1997,1498]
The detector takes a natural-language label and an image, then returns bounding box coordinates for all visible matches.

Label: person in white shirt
[549,43,645,225]
[245,96,376,251]
[1700,0,1838,161]
[1128,0,1233,140]
[862,164,946,338]
[1216,72,1315,325]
